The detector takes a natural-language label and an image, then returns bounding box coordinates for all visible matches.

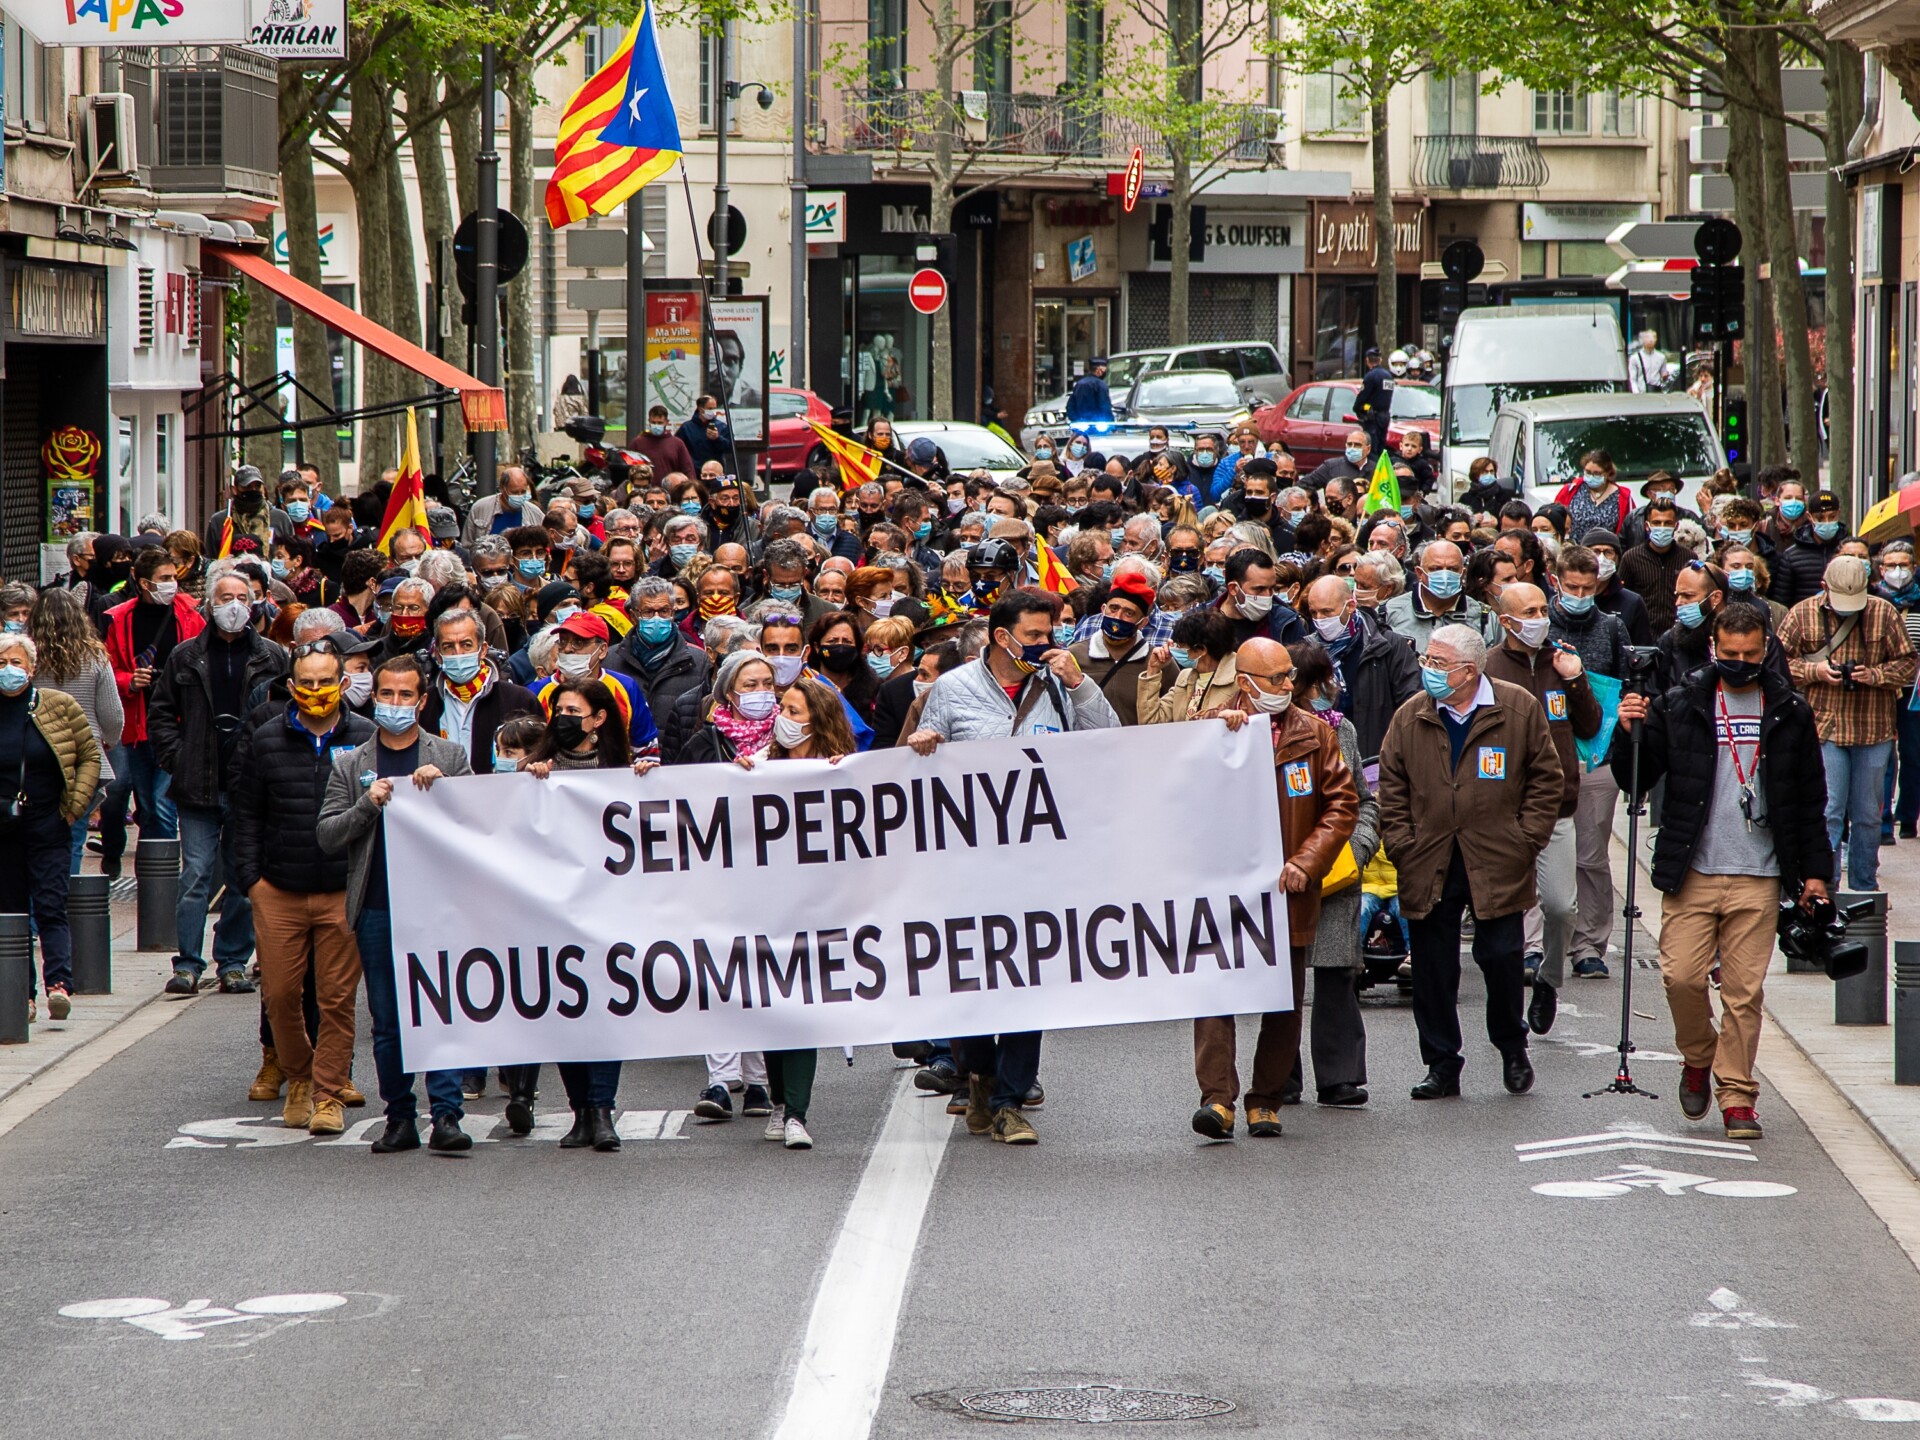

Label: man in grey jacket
[905,588,1120,1146]
[316,653,475,1155]
[462,465,544,546]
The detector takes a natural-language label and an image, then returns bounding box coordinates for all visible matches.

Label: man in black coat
[1769,489,1850,608]
[417,606,541,772]
[1300,574,1417,757]
[1612,601,1831,1143]
[148,565,288,996]
[616,578,713,724]
[231,639,374,1135]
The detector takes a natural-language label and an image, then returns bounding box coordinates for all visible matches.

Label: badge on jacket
[1283,760,1314,797]
[1477,747,1507,780]
[329,746,355,764]
[1544,691,1568,722]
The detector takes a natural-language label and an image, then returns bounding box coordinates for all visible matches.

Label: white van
[1441,303,1628,496]
[1485,393,1727,511]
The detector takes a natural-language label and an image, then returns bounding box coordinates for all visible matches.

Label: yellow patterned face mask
[291,683,342,718]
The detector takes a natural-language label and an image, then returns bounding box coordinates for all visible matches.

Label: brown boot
[282,1079,313,1129]
[965,1075,993,1135]
[249,1047,286,1102]
[308,1097,346,1136]
[339,1075,367,1107]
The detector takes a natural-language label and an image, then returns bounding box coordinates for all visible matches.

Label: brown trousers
[1192,947,1309,1110]
[251,880,361,1105]
[1658,871,1777,1110]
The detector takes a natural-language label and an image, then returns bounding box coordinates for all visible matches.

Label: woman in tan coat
[1137,608,1240,725]
[0,631,102,1021]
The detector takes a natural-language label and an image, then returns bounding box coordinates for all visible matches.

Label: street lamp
[710,33,774,299]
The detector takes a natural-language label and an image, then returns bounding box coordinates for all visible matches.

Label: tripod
[1585,705,1659,1101]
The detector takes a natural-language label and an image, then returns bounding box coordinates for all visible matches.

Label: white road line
[768,1070,954,1440]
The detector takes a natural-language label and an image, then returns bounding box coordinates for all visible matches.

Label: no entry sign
[908,268,948,316]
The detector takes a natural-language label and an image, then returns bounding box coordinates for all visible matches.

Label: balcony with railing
[1412,135,1550,189]
[826,89,1279,166]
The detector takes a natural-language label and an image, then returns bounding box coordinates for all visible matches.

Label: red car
[764,386,835,479]
[1257,379,1440,470]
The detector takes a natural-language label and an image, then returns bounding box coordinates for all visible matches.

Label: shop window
[1532,89,1588,136]
[1304,64,1365,136]
[115,416,136,536]
[1520,241,1548,278]
[1557,240,1616,277]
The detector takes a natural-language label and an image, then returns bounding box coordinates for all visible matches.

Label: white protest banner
[384,720,1291,1071]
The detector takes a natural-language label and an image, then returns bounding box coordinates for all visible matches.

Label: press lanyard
[1716,686,1761,829]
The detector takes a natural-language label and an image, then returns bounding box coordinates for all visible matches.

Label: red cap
[1109,572,1157,616]
[555,611,611,642]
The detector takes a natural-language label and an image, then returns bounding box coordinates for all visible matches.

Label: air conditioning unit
[81,93,140,183]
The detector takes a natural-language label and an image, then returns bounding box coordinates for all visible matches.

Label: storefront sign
[1310,201,1426,273]
[643,287,703,424]
[804,191,846,244]
[1066,236,1098,282]
[1522,201,1653,243]
[246,0,345,58]
[8,0,253,45]
[9,264,106,340]
[706,297,767,446]
[1147,209,1307,275]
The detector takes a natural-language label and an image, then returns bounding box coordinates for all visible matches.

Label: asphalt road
[3,968,1918,1439]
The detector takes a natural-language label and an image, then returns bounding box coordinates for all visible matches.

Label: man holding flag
[1362,445,1402,521]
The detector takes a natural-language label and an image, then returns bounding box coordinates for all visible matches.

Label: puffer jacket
[148,630,289,809]
[26,686,103,824]
[1377,677,1564,921]
[1309,717,1379,972]
[1612,666,1831,897]
[231,707,375,894]
[917,656,1120,741]
[1547,596,1631,681]
[1770,520,1848,609]
[614,629,711,729]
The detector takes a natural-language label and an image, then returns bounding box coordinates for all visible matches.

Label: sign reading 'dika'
[383,722,1292,1071]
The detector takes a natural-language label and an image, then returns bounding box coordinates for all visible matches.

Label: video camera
[1776,894,1874,981]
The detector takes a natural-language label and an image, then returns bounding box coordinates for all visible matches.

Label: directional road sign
[1607,220,1702,262]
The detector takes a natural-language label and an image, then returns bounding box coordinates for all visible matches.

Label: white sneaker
[783,1117,813,1150]
[763,1105,786,1141]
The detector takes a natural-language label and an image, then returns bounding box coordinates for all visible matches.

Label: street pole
[788,0,808,391]
[476,30,501,493]
[627,196,646,441]
[713,18,732,299]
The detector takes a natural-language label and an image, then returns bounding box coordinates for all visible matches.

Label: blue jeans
[1891,700,1920,831]
[175,797,254,977]
[954,1032,1042,1113]
[354,906,464,1123]
[1822,739,1894,892]
[1359,892,1410,953]
[558,1061,621,1110]
[97,741,175,859]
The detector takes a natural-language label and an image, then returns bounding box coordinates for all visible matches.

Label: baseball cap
[556,611,612,642]
[426,506,460,541]
[1825,554,1870,613]
[1813,489,1842,512]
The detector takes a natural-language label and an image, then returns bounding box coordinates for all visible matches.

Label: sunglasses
[291,638,344,659]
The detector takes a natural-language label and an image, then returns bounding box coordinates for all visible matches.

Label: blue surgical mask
[669,543,699,568]
[1583,470,1607,489]
[636,615,676,645]
[0,663,27,695]
[767,582,803,604]
[1815,521,1842,541]
[1309,694,1336,712]
[1345,446,1364,465]
[1170,645,1196,670]
[1677,601,1707,629]
[1034,447,1053,460]
[1069,440,1087,458]
[866,651,896,677]
[373,703,418,735]
[1420,664,1456,701]
[270,558,289,580]
[492,751,520,774]
[914,521,932,540]
[1,620,23,634]
[549,604,580,626]
[1728,569,1757,592]
[649,423,666,437]
[1101,560,1117,582]
[812,514,839,536]
[1423,569,1463,600]
[1780,499,1806,520]
[1648,526,1676,548]
[680,500,703,516]
[1109,528,1125,547]
[285,501,310,523]
[1724,529,1752,547]
[1203,565,1225,588]
[438,651,483,684]
[517,557,546,580]
[1053,623,1076,648]
[1400,504,1414,520]
[1193,452,1217,469]
[1558,593,1596,616]
[579,502,597,520]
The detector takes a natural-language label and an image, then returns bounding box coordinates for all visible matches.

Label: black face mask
[235,491,265,512]
[552,713,591,749]
[713,503,740,522]
[1715,657,1764,688]
[819,642,860,673]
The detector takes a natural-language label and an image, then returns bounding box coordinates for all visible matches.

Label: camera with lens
[1836,660,1859,692]
[1776,894,1873,981]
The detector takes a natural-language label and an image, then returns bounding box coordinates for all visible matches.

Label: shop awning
[208,243,505,432]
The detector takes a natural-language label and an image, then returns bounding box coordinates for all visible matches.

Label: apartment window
[1599,87,1638,136]
[1304,63,1364,135]
[583,24,622,75]
[868,0,906,89]
[1066,0,1103,93]
[1265,8,1281,109]
[1532,88,1588,135]
[974,0,1011,93]
[1426,70,1477,136]
[5,20,46,130]
[697,29,739,131]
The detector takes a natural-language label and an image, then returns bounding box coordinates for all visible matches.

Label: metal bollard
[1836,891,1889,1025]
[0,913,31,1044]
[67,873,112,995]
[1897,942,1920,1086]
[135,837,179,955]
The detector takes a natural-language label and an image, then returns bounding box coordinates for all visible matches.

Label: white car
[1479,393,1727,511]
[890,421,1029,484]
[1020,341,1286,449]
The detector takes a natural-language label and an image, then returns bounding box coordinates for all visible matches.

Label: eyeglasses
[291,639,343,659]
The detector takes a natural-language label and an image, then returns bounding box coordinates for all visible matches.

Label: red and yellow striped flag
[376,408,432,555]
[545,1,683,230]
[807,419,886,492]
[1033,533,1076,595]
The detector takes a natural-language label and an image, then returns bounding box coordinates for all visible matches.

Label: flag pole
[475,16,501,495]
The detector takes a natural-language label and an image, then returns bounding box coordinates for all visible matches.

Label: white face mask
[1245,685,1291,715]
[769,654,806,686]
[211,598,252,634]
[149,580,179,605]
[343,671,373,706]
[1595,557,1617,583]
[912,677,935,699]
[1312,614,1347,642]
[1506,615,1552,649]
[1236,591,1273,621]
[555,651,595,679]
[772,715,810,749]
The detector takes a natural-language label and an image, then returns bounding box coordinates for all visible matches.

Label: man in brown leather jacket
[1191,638,1358,1142]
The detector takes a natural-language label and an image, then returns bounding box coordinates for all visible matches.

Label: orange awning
[209,243,506,432]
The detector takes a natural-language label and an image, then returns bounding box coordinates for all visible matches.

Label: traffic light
[1691,264,1745,342]
[1722,394,1747,467]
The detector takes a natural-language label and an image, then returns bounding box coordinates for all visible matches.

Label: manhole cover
[958,1384,1234,1423]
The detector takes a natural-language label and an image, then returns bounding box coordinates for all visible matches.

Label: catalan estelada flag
[807,419,886,492]
[545,1,683,230]
[1362,448,1401,516]
[377,409,432,555]
[1033,534,1076,595]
